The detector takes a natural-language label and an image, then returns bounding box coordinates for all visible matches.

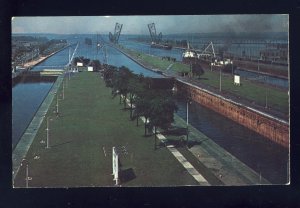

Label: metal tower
[147,23,162,43]
[109,23,123,44]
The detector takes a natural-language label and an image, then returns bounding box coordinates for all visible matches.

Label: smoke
[218,15,287,35]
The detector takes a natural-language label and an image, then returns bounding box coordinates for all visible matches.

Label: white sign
[234,75,240,85]
[77,62,83,67]
[88,66,93,71]
[112,147,119,185]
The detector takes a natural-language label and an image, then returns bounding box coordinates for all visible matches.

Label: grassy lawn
[121,47,190,73]
[119,45,288,115]
[198,70,289,114]
[14,72,198,187]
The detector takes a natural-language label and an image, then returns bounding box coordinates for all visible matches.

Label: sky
[12,15,288,35]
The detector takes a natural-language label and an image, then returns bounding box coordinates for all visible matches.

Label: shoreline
[12,44,71,80]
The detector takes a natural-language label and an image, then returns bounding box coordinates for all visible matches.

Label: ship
[150,42,172,50]
[182,42,198,64]
[182,41,233,73]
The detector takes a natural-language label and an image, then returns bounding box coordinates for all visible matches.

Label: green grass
[14,72,198,187]
[121,47,190,73]
[199,70,289,114]
[119,45,288,115]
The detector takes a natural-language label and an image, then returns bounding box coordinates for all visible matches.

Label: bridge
[23,69,65,76]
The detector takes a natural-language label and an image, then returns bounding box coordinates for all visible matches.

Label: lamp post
[56,93,59,115]
[219,67,222,92]
[45,116,53,148]
[65,72,68,88]
[186,98,192,147]
[62,81,65,100]
[21,159,30,188]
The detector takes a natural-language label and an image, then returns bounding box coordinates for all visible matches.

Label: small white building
[87,66,94,72]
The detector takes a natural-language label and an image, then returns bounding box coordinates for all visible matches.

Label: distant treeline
[12,36,49,42]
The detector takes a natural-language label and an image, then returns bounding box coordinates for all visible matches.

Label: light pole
[21,159,30,188]
[62,81,65,100]
[219,67,222,92]
[45,116,53,148]
[65,72,68,88]
[186,98,192,147]
[56,93,59,115]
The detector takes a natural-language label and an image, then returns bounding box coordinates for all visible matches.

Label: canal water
[12,34,289,184]
[235,69,288,89]
[12,76,56,149]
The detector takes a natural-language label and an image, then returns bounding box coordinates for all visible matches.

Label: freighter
[150,41,172,50]
[182,42,198,64]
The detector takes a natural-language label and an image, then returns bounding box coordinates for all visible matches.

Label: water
[119,40,183,61]
[12,33,289,184]
[176,99,289,184]
[235,69,288,89]
[12,77,56,149]
[75,42,164,78]
[31,45,74,71]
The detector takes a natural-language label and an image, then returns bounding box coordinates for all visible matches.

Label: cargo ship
[150,42,172,50]
[182,42,198,63]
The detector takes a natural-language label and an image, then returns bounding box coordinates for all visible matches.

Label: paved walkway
[12,74,64,182]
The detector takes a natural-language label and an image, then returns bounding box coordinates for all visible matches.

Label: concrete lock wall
[176,80,289,148]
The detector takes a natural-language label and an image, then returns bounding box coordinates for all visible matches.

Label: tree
[110,66,133,108]
[127,73,147,120]
[90,60,102,71]
[147,90,178,149]
[103,65,118,87]
[192,63,205,78]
